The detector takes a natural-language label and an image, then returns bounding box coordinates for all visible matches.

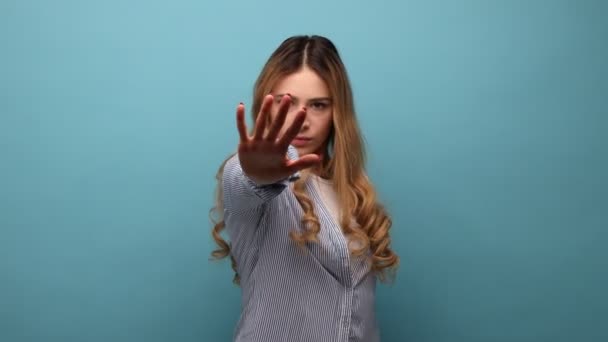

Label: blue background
[1,0,606,341]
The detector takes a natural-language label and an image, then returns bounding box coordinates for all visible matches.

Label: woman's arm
[222,94,320,213]
[222,145,301,215]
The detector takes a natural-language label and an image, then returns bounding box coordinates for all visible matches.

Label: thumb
[286,154,322,174]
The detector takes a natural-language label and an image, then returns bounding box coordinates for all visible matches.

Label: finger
[236,103,249,143]
[253,95,274,140]
[265,94,292,141]
[277,107,307,149]
[286,154,321,173]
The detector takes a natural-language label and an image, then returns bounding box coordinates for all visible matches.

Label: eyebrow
[274,93,332,103]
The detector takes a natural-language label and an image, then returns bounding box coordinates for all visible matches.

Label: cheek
[319,115,333,137]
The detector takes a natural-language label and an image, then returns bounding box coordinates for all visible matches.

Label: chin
[292,142,324,157]
[294,147,309,156]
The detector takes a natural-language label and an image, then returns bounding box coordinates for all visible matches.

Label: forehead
[271,67,330,99]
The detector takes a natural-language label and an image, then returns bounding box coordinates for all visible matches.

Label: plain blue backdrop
[1,0,606,341]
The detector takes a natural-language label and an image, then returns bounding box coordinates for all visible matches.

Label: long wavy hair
[210,35,399,284]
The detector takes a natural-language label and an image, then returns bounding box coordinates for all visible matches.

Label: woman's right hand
[236,94,321,185]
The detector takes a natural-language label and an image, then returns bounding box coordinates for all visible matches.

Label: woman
[210,35,398,342]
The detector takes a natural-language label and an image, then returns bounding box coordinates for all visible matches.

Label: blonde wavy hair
[210,35,399,284]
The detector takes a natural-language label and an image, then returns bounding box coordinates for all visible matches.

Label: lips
[292,136,311,147]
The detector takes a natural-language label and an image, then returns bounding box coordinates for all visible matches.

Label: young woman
[210,35,398,342]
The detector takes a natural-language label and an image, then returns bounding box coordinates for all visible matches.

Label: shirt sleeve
[222,145,301,215]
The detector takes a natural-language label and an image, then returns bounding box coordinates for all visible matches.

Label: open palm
[236,94,321,185]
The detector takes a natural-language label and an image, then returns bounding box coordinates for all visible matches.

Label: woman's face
[270,66,334,159]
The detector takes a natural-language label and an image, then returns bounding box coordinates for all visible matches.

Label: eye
[274,96,295,106]
[310,102,329,110]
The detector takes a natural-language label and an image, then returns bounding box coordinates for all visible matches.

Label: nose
[300,114,310,130]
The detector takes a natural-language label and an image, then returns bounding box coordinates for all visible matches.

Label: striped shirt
[222,145,379,342]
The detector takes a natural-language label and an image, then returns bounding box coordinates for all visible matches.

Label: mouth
[292,136,312,147]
